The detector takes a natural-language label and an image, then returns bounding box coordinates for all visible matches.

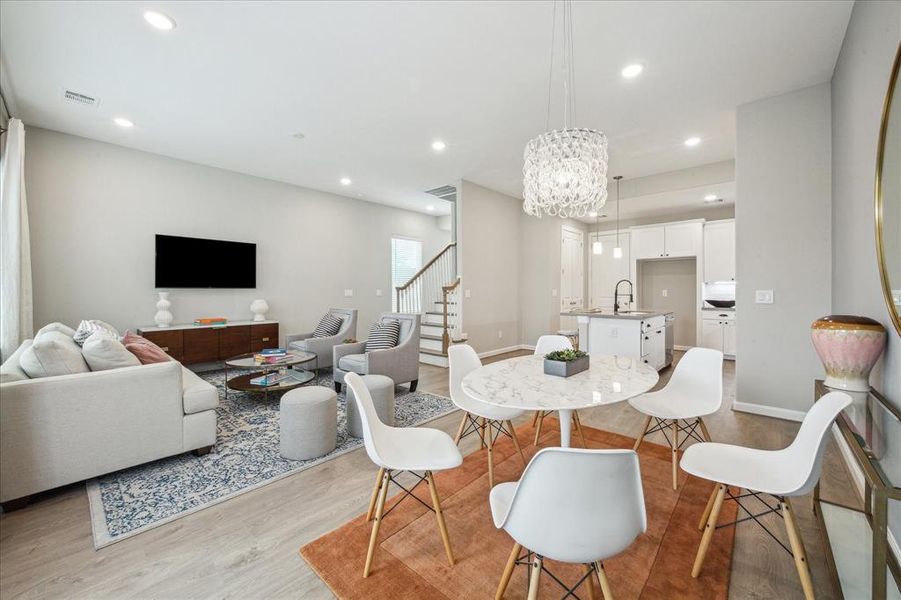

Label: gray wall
[735,83,833,414]
[830,0,901,549]
[24,128,451,341]
[638,258,697,346]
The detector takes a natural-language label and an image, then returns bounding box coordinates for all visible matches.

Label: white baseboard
[477,344,531,359]
[731,400,806,422]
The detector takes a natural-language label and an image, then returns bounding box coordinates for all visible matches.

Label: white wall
[24,128,450,341]
[735,83,832,415]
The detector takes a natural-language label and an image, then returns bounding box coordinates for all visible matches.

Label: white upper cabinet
[589,232,631,308]
[703,220,736,282]
[630,221,702,259]
[630,226,665,259]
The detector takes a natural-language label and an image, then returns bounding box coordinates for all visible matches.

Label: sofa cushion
[181,367,219,414]
[36,322,77,338]
[73,319,119,346]
[1,339,32,383]
[338,353,368,374]
[82,331,141,371]
[367,319,400,350]
[19,331,90,378]
[122,331,171,364]
[312,313,343,338]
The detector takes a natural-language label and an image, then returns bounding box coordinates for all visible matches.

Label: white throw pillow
[36,322,77,338]
[73,319,119,346]
[19,331,90,378]
[81,331,141,371]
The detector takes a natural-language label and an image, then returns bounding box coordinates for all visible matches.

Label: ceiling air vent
[425,185,457,202]
[63,89,99,107]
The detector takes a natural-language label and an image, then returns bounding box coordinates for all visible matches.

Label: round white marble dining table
[461,354,659,448]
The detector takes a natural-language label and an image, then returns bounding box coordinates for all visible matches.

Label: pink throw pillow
[121,331,171,364]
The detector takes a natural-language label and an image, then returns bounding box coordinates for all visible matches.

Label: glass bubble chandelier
[523,0,608,219]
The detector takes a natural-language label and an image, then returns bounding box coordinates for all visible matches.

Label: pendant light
[613,175,623,259]
[592,211,603,254]
[522,0,608,219]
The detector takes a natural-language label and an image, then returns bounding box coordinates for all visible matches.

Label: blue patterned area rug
[86,369,454,549]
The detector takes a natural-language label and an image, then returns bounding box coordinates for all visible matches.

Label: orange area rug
[299,417,737,599]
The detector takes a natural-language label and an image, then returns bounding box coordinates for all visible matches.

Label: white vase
[154,292,174,328]
[250,298,269,322]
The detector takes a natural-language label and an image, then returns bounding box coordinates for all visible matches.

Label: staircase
[395,242,460,367]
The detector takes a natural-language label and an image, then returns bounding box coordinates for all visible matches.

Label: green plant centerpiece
[543,348,590,377]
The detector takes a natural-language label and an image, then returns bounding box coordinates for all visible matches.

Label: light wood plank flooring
[0,350,857,599]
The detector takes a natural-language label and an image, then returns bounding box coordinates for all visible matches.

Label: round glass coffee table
[224,351,318,399]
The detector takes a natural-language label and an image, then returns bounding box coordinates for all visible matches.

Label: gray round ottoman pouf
[279,386,337,460]
[346,374,396,438]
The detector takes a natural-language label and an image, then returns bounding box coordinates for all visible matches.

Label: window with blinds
[391,237,422,310]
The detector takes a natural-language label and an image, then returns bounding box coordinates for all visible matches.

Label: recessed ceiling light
[113,117,134,128]
[426,205,435,211]
[292,132,305,140]
[684,136,701,147]
[431,140,446,152]
[143,10,176,31]
[340,177,352,186]
[704,194,718,202]
[621,64,643,79]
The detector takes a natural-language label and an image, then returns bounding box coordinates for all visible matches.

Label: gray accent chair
[285,308,357,370]
[332,312,421,393]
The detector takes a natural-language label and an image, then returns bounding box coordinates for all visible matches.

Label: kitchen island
[560,309,674,371]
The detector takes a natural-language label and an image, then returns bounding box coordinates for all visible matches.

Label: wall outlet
[498,330,503,339]
[610,327,618,338]
[465,289,472,299]
[375,289,383,297]
[552,288,558,297]
[662,289,668,297]
[344,289,354,297]
[755,290,774,304]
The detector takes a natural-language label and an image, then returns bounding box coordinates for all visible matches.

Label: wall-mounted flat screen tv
[155,234,256,288]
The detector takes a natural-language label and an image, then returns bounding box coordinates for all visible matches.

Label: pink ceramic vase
[811,315,886,392]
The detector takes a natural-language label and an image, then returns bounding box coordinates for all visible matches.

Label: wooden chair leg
[584,564,597,600]
[531,411,540,427]
[365,467,385,522]
[453,412,469,445]
[573,411,589,448]
[426,471,455,566]
[495,542,522,600]
[594,561,614,600]
[363,470,391,577]
[480,417,488,449]
[671,420,679,490]
[698,417,712,442]
[527,555,543,600]
[506,420,527,467]
[633,415,652,451]
[486,420,496,488]
[692,483,726,577]
[782,498,815,600]
[698,484,719,531]
[533,412,546,446]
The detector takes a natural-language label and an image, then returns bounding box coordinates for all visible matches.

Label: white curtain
[0,118,33,361]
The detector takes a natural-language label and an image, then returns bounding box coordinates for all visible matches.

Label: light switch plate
[344,289,354,297]
[552,288,558,297]
[755,290,774,304]
[662,289,668,297]
[375,289,383,297]
[465,289,472,299]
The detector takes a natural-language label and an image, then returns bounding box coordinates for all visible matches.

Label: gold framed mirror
[876,43,901,335]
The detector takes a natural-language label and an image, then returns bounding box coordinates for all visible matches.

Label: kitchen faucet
[614,279,633,314]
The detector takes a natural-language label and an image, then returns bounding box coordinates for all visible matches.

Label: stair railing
[441,277,462,353]
[395,243,458,350]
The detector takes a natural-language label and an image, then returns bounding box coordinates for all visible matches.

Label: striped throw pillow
[367,319,400,350]
[312,313,343,338]
[73,320,119,346]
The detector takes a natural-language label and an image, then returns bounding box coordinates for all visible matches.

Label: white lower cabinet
[699,313,736,359]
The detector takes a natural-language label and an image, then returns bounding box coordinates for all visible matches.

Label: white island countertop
[560,309,673,320]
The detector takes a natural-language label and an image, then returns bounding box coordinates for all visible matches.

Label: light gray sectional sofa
[0,338,218,508]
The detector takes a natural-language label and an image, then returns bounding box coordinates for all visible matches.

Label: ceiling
[0,1,852,217]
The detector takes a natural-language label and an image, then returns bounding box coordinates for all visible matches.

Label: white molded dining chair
[345,371,463,578]
[449,345,527,488]
[683,391,851,600]
[491,447,646,600]
[628,347,723,489]
[531,335,589,447]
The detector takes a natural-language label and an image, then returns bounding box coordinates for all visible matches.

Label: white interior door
[561,226,584,328]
